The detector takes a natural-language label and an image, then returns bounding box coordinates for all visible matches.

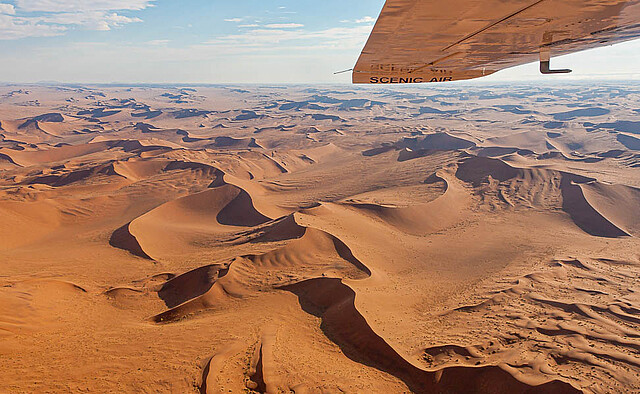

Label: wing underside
[353,0,640,83]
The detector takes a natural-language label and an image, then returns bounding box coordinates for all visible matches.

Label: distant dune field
[0,83,639,393]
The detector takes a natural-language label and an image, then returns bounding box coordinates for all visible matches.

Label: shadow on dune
[109,182,271,259]
[109,223,153,260]
[617,134,640,151]
[205,136,263,149]
[249,214,306,243]
[551,107,610,121]
[362,133,475,160]
[455,156,631,238]
[216,188,271,227]
[560,176,629,237]
[282,278,579,394]
[157,263,229,308]
[245,225,371,278]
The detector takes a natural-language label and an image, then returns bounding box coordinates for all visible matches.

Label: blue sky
[1,0,639,84]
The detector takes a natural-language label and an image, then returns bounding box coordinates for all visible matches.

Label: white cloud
[224,17,243,22]
[0,14,67,39]
[264,23,303,29]
[341,16,376,24]
[355,16,375,23]
[0,3,15,14]
[203,25,372,54]
[35,11,142,29]
[0,0,149,39]
[147,39,169,45]
[94,20,110,30]
[14,0,154,12]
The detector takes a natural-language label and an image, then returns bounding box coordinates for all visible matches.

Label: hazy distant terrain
[0,83,639,393]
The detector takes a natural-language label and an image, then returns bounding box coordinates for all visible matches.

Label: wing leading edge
[353,0,640,84]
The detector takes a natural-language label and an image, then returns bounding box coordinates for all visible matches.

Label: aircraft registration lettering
[369,76,453,84]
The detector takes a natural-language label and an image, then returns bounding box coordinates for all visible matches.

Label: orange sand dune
[1,84,639,393]
[342,172,468,236]
[283,278,578,393]
[579,182,640,236]
[0,141,113,166]
[117,182,270,260]
[150,221,370,323]
[0,278,87,337]
[455,156,633,237]
[111,158,173,181]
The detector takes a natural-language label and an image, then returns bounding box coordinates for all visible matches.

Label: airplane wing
[352,0,640,84]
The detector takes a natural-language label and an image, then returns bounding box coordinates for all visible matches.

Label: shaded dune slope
[561,180,630,238]
[364,132,476,160]
[205,136,263,149]
[158,263,230,308]
[399,133,477,151]
[455,156,633,238]
[1,139,185,168]
[152,219,369,323]
[110,159,173,182]
[19,157,210,188]
[109,223,153,260]
[153,265,234,323]
[282,278,579,394]
[110,182,270,260]
[1,141,113,166]
[234,214,307,244]
[24,162,123,187]
[245,226,370,277]
[578,182,640,237]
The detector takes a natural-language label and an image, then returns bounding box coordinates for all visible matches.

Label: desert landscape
[0,82,639,393]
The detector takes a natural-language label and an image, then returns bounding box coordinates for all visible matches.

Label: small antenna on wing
[333,68,353,75]
[539,48,571,74]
